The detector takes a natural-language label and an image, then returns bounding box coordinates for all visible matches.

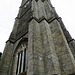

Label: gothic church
[0,0,75,75]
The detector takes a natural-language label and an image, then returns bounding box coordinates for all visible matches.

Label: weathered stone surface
[0,0,75,75]
[40,20,61,75]
[28,19,45,75]
[0,42,14,75]
[69,40,75,58]
[49,19,75,74]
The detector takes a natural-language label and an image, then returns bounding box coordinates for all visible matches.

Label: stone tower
[0,0,75,75]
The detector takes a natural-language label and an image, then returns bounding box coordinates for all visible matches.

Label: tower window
[16,48,27,75]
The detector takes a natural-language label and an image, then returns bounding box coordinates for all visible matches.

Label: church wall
[69,40,75,59]
[0,42,14,75]
[49,19,75,74]
[0,0,75,75]
[11,33,28,75]
[27,19,44,75]
[40,20,61,75]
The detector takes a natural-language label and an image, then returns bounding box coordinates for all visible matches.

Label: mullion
[23,49,26,72]
[16,53,20,75]
[19,51,23,74]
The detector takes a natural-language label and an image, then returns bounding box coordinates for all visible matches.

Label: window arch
[12,38,28,75]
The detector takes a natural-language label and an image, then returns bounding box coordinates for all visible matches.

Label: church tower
[0,0,75,75]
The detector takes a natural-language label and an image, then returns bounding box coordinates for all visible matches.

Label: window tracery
[13,41,28,75]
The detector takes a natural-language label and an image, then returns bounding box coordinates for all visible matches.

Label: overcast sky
[0,0,75,53]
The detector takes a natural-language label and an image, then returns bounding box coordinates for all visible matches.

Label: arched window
[16,49,27,75]
[13,39,28,75]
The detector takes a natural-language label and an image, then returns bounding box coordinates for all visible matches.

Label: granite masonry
[0,0,75,75]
